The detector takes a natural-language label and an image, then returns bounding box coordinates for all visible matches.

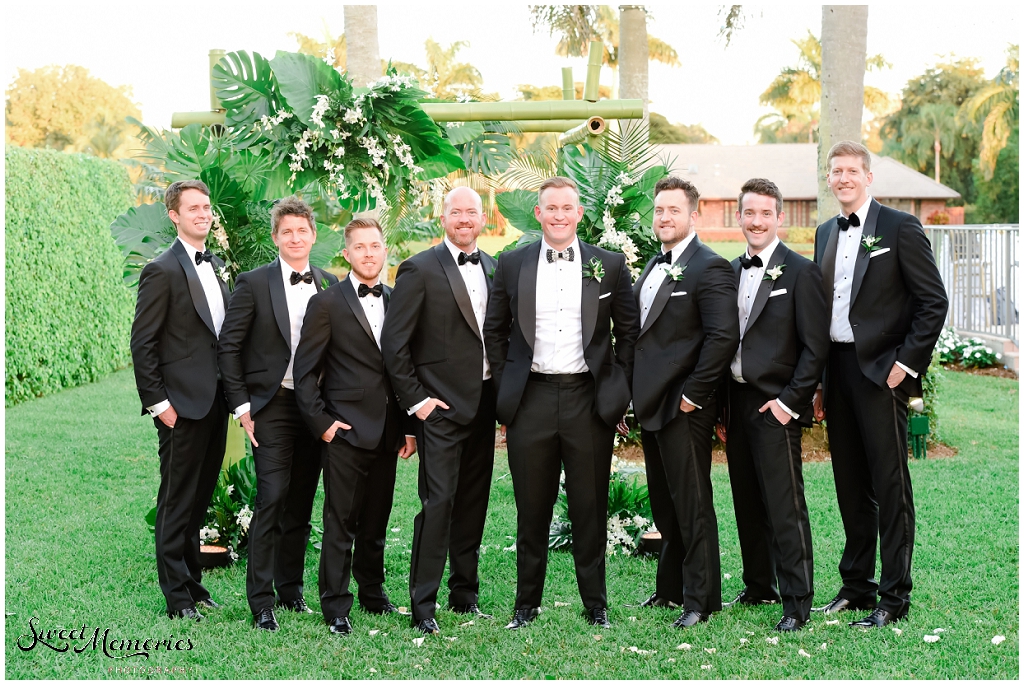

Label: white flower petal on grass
[704,647,716,654]
[992,635,1006,645]
[933,628,945,633]
[701,664,712,670]
[739,638,749,645]
[398,606,409,614]
[593,634,603,641]
[391,527,400,532]
[413,664,423,670]
[368,668,377,674]
[891,627,902,635]
[676,643,691,651]
[798,649,811,658]
[459,620,474,627]
[628,616,638,622]
[746,631,755,636]
[412,637,425,647]
[826,620,839,625]
[766,637,779,645]
[369,629,379,636]
[819,643,827,651]
[503,544,516,552]
[923,635,940,643]
[554,602,570,607]
[723,573,732,580]
[446,637,458,642]
[668,658,676,663]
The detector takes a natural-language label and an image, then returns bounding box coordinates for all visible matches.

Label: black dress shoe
[253,607,279,631]
[638,593,679,609]
[328,616,353,635]
[277,597,314,614]
[413,617,440,634]
[586,607,612,629]
[167,605,203,621]
[672,609,709,628]
[361,601,403,615]
[850,608,903,628]
[505,608,540,630]
[449,603,494,619]
[196,598,222,610]
[725,590,780,607]
[812,595,876,614]
[774,616,806,632]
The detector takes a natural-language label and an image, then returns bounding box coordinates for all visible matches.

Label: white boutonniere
[666,264,686,281]
[582,257,605,283]
[218,266,230,283]
[763,264,786,282]
[861,235,883,254]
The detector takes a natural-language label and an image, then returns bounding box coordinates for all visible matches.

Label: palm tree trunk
[618,5,649,121]
[344,5,382,88]
[934,139,941,182]
[817,5,868,220]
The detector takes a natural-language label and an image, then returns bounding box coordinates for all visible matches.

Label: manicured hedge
[5,146,136,405]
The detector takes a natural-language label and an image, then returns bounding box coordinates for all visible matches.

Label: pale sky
[3,2,1019,145]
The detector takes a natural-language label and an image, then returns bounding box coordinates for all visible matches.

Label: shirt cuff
[775,397,799,420]
[147,400,171,417]
[233,402,251,420]
[408,398,429,416]
[895,361,919,378]
[681,394,702,410]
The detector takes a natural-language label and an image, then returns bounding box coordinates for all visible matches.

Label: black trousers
[245,389,322,615]
[641,398,722,614]
[826,343,914,616]
[319,433,399,621]
[506,373,613,611]
[725,381,814,621]
[408,381,495,621]
[153,389,227,612]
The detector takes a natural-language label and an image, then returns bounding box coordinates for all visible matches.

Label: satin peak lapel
[744,243,788,335]
[517,241,541,353]
[819,220,841,296]
[340,278,378,346]
[639,237,701,338]
[435,243,482,340]
[580,242,601,350]
[267,258,292,345]
[171,240,217,337]
[850,199,881,306]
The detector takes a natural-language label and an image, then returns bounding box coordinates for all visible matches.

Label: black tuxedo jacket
[381,242,498,426]
[814,199,948,396]
[293,279,405,452]
[217,257,338,417]
[631,237,739,432]
[729,243,829,426]
[482,240,639,428]
[131,239,230,419]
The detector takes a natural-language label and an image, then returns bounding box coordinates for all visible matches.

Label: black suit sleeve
[380,260,430,411]
[293,293,335,438]
[217,272,255,414]
[894,215,948,374]
[130,260,171,409]
[482,253,513,392]
[681,258,740,407]
[609,255,639,385]
[778,261,829,412]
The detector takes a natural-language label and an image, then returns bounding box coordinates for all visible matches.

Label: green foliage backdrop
[5,146,135,405]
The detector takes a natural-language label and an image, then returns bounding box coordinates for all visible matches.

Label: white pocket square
[768,288,788,297]
[869,247,891,258]
[599,292,611,300]
[670,291,687,297]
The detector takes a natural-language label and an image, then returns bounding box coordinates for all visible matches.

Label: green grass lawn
[4,368,1018,678]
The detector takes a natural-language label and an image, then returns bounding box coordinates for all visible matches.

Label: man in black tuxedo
[721,178,829,631]
[131,180,230,620]
[483,176,639,630]
[812,141,947,627]
[630,176,738,629]
[293,218,417,636]
[381,187,498,635]
[217,197,338,631]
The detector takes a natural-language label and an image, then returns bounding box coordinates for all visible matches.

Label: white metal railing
[924,225,1019,344]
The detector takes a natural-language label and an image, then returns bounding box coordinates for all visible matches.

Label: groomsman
[722,178,829,631]
[812,141,947,627]
[130,179,229,620]
[293,218,417,636]
[217,197,338,631]
[381,187,498,635]
[630,176,738,628]
[483,176,639,630]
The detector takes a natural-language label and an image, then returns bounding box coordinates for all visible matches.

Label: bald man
[382,187,499,635]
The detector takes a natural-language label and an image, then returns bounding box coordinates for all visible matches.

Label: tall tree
[618,5,649,113]
[344,5,381,87]
[959,44,1019,180]
[900,103,958,182]
[817,5,869,220]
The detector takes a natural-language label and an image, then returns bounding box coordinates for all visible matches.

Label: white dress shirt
[531,237,588,374]
[349,272,385,349]
[639,232,696,327]
[830,196,916,377]
[729,238,798,420]
[148,237,227,417]
[231,259,316,418]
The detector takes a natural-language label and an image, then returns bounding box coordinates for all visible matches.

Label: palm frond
[497,146,558,190]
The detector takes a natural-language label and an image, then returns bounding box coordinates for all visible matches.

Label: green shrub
[5,145,135,405]
[785,226,817,244]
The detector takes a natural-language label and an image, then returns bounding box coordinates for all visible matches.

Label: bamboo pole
[558,117,607,147]
[583,41,603,102]
[561,67,575,100]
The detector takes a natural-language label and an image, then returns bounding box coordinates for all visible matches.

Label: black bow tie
[458,250,481,266]
[290,270,313,286]
[546,246,575,263]
[358,283,384,298]
[739,254,763,270]
[654,251,673,266]
[195,249,214,265]
[837,213,861,230]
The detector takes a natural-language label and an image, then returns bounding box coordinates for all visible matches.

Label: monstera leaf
[109,203,178,286]
[200,166,248,229]
[308,224,345,269]
[270,51,349,127]
[496,187,542,252]
[213,50,280,148]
